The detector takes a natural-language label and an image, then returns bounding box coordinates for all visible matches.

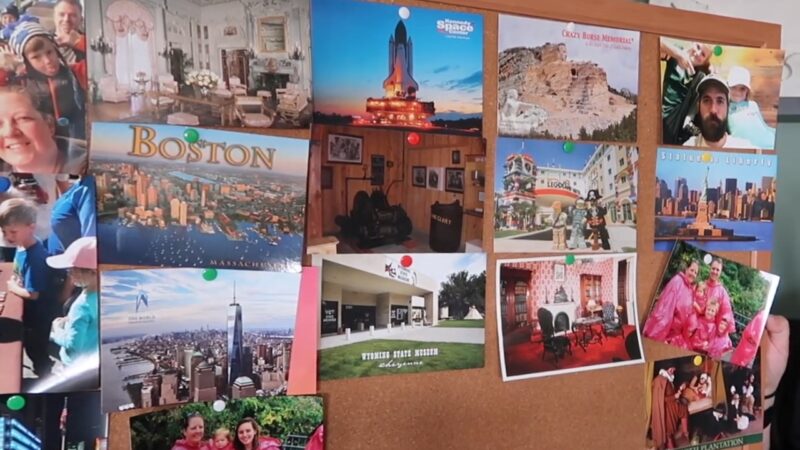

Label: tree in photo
[438,270,487,320]
[130,397,323,450]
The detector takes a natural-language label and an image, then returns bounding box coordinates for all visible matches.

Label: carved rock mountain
[498,43,637,140]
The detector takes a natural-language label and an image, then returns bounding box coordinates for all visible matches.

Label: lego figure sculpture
[569,199,588,249]
[585,190,610,250]
[551,201,568,250]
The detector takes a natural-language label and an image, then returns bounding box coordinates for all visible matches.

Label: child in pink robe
[687,297,733,358]
[730,309,766,367]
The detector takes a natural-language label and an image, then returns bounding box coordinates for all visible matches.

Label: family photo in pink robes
[643,242,778,368]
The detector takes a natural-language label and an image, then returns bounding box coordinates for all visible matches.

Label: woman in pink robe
[643,260,699,342]
[730,308,767,367]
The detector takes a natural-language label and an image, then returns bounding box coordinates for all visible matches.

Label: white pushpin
[212,400,226,412]
[399,6,410,20]
[565,22,576,33]
[703,253,713,265]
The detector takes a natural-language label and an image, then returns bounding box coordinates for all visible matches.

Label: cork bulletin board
[105,0,780,448]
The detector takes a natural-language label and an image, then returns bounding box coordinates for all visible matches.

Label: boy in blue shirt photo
[0,197,57,378]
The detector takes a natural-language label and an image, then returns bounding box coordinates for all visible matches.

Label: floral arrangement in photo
[185,69,220,90]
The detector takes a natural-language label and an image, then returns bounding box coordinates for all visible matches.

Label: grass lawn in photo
[320,340,484,380]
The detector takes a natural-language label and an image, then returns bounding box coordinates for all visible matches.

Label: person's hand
[763,315,790,396]
[54,30,78,47]
[674,49,696,76]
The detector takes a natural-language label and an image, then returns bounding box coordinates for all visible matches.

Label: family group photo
[642,241,778,368]
[0,0,88,173]
[129,396,324,450]
[660,37,783,150]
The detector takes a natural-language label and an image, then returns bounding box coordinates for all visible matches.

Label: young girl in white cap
[727,65,776,149]
[46,236,97,367]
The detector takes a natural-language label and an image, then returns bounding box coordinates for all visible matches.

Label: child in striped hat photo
[8,20,87,141]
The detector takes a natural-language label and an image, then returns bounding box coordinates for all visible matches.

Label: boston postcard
[90,122,309,271]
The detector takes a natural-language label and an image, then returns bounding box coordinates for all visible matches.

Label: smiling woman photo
[172,412,211,450]
[0,87,86,174]
[233,418,281,450]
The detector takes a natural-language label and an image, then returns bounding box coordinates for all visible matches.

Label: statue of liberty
[700,166,709,203]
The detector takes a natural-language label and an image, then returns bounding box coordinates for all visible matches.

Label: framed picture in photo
[554,263,565,282]
[412,166,427,187]
[452,150,461,165]
[445,168,465,193]
[327,134,363,164]
[428,167,444,190]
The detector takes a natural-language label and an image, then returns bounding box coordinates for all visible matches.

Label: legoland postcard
[497,253,643,381]
[0,174,98,395]
[645,354,763,450]
[311,0,483,135]
[0,392,106,450]
[498,15,639,142]
[86,0,312,129]
[660,37,783,150]
[100,268,300,413]
[642,241,778,369]
[654,148,776,252]
[494,138,638,253]
[91,122,309,271]
[314,253,486,380]
[130,396,324,450]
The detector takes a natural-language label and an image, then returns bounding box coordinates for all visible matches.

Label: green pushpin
[563,141,575,153]
[713,45,723,56]
[565,254,576,265]
[6,395,25,411]
[202,268,218,281]
[183,128,200,143]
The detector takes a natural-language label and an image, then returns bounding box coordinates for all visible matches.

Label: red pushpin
[407,132,421,146]
[401,255,413,267]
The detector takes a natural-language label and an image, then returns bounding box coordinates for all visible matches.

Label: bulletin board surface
[106,0,780,449]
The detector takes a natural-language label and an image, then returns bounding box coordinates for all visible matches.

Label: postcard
[287,266,319,395]
[643,241,778,368]
[0,391,106,449]
[100,268,301,413]
[0,1,88,172]
[645,354,763,450]
[654,148,776,252]
[311,0,483,135]
[0,174,98,395]
[91,122,309,271]
[314,253,486,380]
[498,15,639,142]
[494,138,638,253]
[660,37,784,150]
[86,0,312,129]
[497,253,643,381]
[129,396,324,450]
[311,124,485,253]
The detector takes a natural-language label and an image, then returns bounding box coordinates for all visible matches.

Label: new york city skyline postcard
[90,122,309,271]
[311,0,483,135]
[100,268,301,413]
[654,148,776,252]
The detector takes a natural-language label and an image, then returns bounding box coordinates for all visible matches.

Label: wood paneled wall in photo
[308,124,484,249]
